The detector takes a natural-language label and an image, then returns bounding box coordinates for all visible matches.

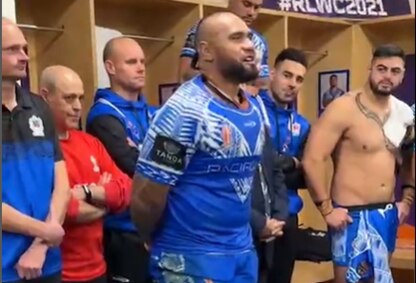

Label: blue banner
[264,0,413,19]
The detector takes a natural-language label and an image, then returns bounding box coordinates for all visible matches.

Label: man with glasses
[2,17,70,282]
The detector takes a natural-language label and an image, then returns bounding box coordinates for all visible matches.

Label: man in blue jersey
[131,12,265,282]
[258,48,310,283]
[179,0,268,90]
[86,37,156,283]
[2,18,70,282]
[322,74,345,108]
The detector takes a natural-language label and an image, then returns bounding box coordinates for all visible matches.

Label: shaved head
[40,65,84,131]
[103,36,146,93]
[103,37,142,62]
[196,12,243,46]
[40,65,83,93]
[2,17,29,81]
[195,12,258,84]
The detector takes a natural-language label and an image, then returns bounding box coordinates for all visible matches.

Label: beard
[218,56,259,84]
[369,78,398,97]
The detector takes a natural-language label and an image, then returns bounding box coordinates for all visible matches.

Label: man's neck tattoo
[355,93,398,155]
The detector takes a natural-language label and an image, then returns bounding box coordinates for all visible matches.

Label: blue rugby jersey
[135,75,266,254]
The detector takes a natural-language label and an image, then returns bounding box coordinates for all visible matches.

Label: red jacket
[60,130,132,281]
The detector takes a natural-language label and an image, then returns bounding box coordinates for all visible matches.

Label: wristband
[315,199,334,216]
[81,185,93,204]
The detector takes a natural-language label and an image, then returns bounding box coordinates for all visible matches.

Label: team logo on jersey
[90,156,100,173]
[126,121,142,143]
[28,115,44,137]
[292,122,301,136]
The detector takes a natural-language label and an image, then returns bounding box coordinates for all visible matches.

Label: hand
[270,219,285,237]
[71,185,86,201]
[292,157,301,169]
[126,137,137,148]
[15,242,47,279]
[260,218,285,239]
[98,172,112,186]
[396,202,411,224]
[324,208,353,231]
[40,220,65,247]
[144,242,151,252]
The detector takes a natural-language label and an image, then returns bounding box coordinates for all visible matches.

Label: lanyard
[276,110,294,154]
[202,76,244,109]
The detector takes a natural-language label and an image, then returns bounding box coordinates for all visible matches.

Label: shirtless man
[303,44,415,283]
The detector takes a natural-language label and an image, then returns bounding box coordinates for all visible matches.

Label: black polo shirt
[2,86,63,282]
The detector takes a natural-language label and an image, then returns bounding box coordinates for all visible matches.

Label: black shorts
[6,272,61,283]
[104,229,151,283]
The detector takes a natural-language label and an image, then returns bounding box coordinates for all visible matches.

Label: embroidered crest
[90,156,100,173]
[292,122,301,136]
[28,115,44,137]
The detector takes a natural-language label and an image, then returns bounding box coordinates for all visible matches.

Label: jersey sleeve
[135,95,201,186]
[180,22,198,58]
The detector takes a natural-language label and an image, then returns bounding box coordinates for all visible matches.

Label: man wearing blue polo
[2,18,70,283]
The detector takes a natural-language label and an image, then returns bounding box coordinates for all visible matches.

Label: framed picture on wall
[158,83,180,106]
[318,69,349,114]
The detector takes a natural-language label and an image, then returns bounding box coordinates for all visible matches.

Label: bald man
[179,0,269,91]
[86,37,156,283]
[131,12,266,282]
[2,18,70,283]
[40,65,132,283]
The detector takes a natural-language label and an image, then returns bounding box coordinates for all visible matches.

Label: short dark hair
[372,44,405,61]
[274,48,308,69]
[330,74,338,80]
